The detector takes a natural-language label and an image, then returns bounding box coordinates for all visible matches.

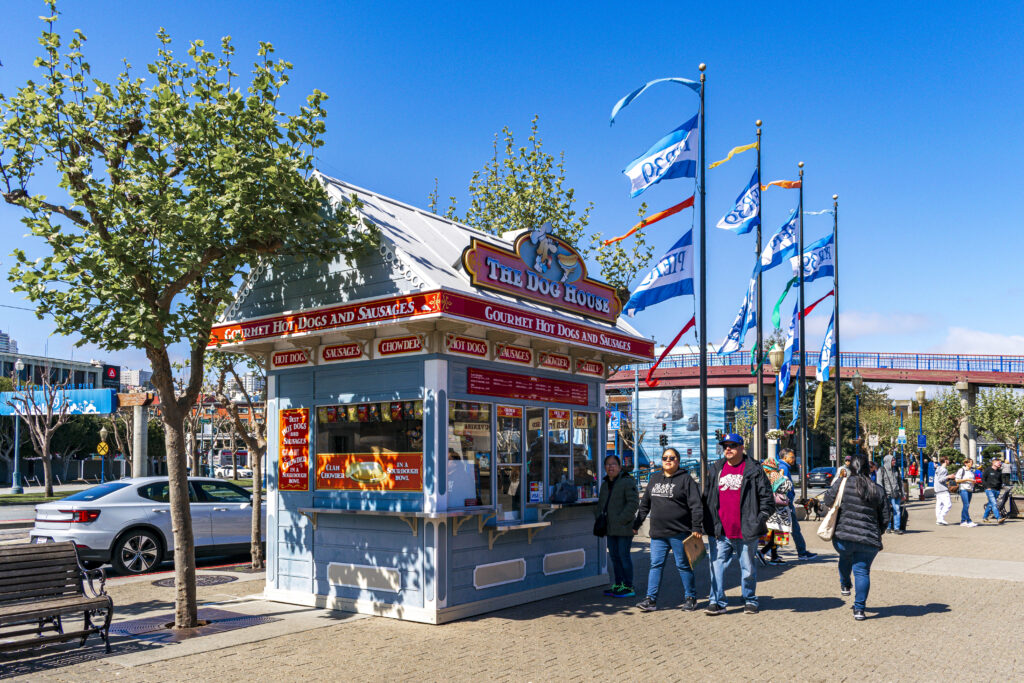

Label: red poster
[496,344,533,364]
[316,453,424,492]
[278,408,310,491]
[467,367,588,406]
[497,405,523,419]
[576,359,605,376]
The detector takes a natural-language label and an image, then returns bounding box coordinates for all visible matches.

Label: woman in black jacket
[822,454,890,621]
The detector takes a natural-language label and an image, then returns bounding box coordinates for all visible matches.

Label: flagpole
[797,161,807,502]
[832,193,841,465]
[698,63,708,487]
[755,120,764,463]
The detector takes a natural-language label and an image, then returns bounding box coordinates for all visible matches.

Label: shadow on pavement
[0,635,158,678]
[870,602,950,618]
[757,595,846,612]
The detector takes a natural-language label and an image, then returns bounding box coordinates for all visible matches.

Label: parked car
[807,467,837,488]
[30,477,265,575]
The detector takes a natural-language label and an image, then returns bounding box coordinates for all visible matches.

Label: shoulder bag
[817,476,848,541]
[593,477,616,537]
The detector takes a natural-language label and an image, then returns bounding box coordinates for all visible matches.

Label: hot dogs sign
[462,224,622,324]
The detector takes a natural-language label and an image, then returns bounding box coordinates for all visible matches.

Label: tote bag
[816,477,848,541]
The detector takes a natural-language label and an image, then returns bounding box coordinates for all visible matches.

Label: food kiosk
[209,174,654,623]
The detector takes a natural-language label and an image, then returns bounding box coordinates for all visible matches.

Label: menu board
[316,453,423,492]
[278,408,310,491]
[467,367,588,406]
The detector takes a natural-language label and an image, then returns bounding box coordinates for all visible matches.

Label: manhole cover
[109,608,281,643]
[152,574,238,588]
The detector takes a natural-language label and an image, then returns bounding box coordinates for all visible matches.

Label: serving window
[572,412,599,500]
[447,401,492,508]
[495,405,523,521]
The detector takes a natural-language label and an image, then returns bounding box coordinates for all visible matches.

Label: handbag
[593,477,616,537]
[816,476,848,541]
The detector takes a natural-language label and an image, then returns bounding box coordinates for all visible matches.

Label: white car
[31,477,266,575]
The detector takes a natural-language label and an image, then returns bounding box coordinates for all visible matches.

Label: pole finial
[755,119,762,127]
[698,63,706,72]
[833,194,838,200]
[798,161,804,168]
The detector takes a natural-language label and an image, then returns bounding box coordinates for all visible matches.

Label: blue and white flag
[610,77,701,125]
[623,229,694,316]
[791,232,835,283]
[816,311,836,382]
[777,299,799,397]
[788,378,801,428]
[717,265,758,353]
[759,211,799,272]
[716,169,760,234]
[622,114,699,198]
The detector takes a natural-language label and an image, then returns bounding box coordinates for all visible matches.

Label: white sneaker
[965,522,977,527]
[937,520,949,525]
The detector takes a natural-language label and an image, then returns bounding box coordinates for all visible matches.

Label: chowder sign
[462,225,621,323]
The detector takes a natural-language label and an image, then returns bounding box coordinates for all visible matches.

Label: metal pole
[633,368,640,477]
[797,162,807,501]
[11,418,22,494]
[698,63,708,486]
[919,404,926,500]
[755,120,764,463]
[832,194,841,464]
[900,411,905,479]
[855,393,860,455]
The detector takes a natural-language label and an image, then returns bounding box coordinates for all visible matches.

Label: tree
[973,386,1024,474]
[6,372,73,495]
[921,388,969,457]
[732,400,759,451]
[0,6,368,627]
[589,203,655,298]
[209,351,267,569]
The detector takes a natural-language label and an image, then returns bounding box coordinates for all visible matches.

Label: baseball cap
[718,433,744,446]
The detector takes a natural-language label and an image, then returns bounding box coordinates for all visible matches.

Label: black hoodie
[633,468,704,538]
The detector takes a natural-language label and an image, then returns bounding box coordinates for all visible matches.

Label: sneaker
[936,521,949,525]
[768,558,786,566]
[680,596,698,611]
[603,583,622,596]
[743,602,759,614]
[798,552,818,560]
[704,602,725,616]
[840,586,851,597]
[637,597,657,612]
[965,522,978,527]
[997,518,1006,525]
[895,530,904,535]
[853,609,866,621]
[614,585,636,598]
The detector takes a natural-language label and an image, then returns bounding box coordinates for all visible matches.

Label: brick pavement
[4,494,1023,682]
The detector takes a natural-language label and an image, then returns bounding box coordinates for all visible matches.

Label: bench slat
[0,585,85,604]
[0,626,105,653]
[0,565,79,584]
[0,557,85,573]
[0,575,79,595]
[0,595,110,624]
[0,542,78,559]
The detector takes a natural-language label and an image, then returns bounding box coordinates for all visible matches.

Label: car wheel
[112,529,163,575]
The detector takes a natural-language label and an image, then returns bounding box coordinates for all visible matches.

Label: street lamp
[916,386,926,500]
[99,425,109,483]
[10,359,25,494]
[769,343,784,428]
[852,370,863,456]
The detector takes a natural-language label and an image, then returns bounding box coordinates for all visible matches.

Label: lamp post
[769,343,785,426]
[99,425,109,483]
[916,386,926,500]
[10,359,25,494]
[852,371,863,456]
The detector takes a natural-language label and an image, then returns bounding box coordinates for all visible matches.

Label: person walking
[934,456,952,525]
[777,448,818,560]
[878,455,904,534]
[702,434,775,615]
[955,460,977,527]
[596,455,640,597]
[759,458,793,566]
[633,448,704,612]
[908,460,918,486]
[981,459,1006,525]
[822,453,890,621]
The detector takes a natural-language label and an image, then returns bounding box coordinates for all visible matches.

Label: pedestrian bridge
[608,351,1024,389]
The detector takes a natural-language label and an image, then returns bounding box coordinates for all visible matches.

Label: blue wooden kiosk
[210,175,654,623]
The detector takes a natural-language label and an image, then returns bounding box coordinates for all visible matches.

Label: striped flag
[623,229,694,316]
[717,266,758,353]
[716,169,760,234]
[759,211,799,272]
[623,114,699,198]
[791,233,835,282]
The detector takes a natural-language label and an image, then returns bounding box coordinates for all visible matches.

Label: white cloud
[931,327,1024,355]
[803,311,931,339]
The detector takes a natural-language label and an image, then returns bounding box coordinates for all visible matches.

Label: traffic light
[659,434,668,447]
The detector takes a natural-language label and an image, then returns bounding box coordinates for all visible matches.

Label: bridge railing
[615,352,1024,375]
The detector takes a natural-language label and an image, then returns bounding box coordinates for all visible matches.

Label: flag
[759,211,799,272]
[623,115,699,197]
[709,142,757,169]
[716,169,760,234]
[610,77,700,124]
[791,233,835,283]
[789,380,801,429]
[777,299,799,397]
[717,265,758,353]
[623,229,694,316]
[771,276,798,329]
[603,195,694,246]
[646,316,696,387]
[816,311,835,382]
[812,382,824,428]
[804,209,834,216]
[761,179,801,191]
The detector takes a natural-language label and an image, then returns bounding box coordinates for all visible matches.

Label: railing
[615,352,1024,375]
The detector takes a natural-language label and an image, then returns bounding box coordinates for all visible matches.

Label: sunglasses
[722,443,741,449]
[662,456,679,462]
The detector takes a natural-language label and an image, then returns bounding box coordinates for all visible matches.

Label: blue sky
[2,0,1022,383]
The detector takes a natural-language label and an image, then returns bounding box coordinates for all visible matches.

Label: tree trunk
[162,406,199,628]
[42,436,53,497]
[231,430,237,480]
[251,448,264,569]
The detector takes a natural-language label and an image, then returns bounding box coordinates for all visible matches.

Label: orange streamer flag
[603,195,695,246]
[761,179,802,191]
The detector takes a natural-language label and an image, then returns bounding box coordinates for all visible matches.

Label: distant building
[0,330,17,354]
[240,371,266,397]
[121,368,153,390]
[0,352,104,388]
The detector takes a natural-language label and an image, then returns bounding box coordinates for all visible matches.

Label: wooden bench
[0,541,113,654]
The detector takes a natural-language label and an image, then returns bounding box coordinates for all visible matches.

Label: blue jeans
[787,502,808,555]
[708,536,758,607]
[646,534,695,601]
[889,497,902,530]
[960,490,973,523]
[606,535,634,587]
[983,489,1002,521]
[833,538,878,611]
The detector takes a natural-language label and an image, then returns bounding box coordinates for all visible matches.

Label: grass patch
[0,491,73,506]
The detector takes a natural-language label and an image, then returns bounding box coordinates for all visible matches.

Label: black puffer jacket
[823,475,890,549]
[982,467,1002,491]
